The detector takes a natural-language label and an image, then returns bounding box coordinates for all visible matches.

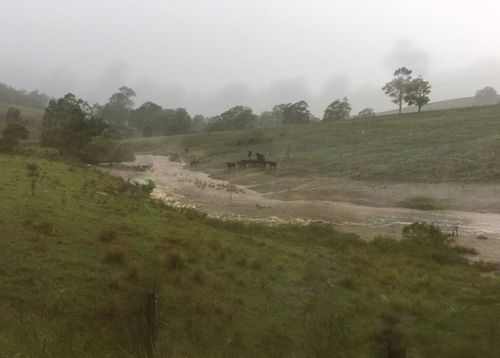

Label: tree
[191,114,207,132]
[357,108,376,118]
[382,67,413,114]
[405,77,431,113]
[41,93,107,156]
[131,101,163,130]
[323,97,351,121]
[158,108,192,135]
[0,123,29,151]
[26,164,44,196]
[206,106,257,132]
[283,101,312,124]
[258,104,286,127]
[5,107,21,123]
[101,86,136,128]
[475,86,498,106]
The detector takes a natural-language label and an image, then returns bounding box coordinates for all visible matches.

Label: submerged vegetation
[0,153,499,356]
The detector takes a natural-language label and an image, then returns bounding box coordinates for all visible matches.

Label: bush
[402,222,453,246]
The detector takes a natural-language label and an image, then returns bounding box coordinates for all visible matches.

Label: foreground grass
[1,153,500,356]
[126,105,500,185]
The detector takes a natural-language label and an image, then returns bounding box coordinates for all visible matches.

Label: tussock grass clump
[98,229,117,242]
[336,275,355,289]
[166,249,185,270]
[218,246,231,261]
[192,269,206,285]
[104,246,126,264]
[250,260,263,270]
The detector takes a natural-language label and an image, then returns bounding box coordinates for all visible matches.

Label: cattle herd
[227,151,277,170]
[188,151,277,170]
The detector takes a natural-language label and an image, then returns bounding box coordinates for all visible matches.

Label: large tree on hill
[323,97,351,121]
[156,108,192,135]
[206,106,257,132]
[101,86,136,128]
[258,104,287,127]
[41,93,107,156]
[283,101,312,124]
[382,67,413,114]
[357,107,376,118]
[405,77,431,113]
[475,86,498,106]
[131,101,163,130]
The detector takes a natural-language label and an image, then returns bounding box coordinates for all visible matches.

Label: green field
[127,105,500,183]
[0,101,44,141]
[1,153,500,356]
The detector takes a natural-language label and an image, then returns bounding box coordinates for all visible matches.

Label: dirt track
[105,155,500,262]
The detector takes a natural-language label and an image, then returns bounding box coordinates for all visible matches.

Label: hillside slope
[126,105,500,211]
[1,154,500,356]
[377,95,500,115]
[0,101,44,140]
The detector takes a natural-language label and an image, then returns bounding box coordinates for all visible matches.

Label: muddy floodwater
[104,155,500,262]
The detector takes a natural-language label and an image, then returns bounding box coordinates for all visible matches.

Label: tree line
[0,82,50,109]
[2,70,499,155]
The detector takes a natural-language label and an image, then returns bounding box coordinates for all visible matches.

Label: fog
[1,0,499,115]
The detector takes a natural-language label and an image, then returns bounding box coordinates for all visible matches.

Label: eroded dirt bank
[104,155,500,262]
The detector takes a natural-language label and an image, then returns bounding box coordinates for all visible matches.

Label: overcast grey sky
[1,0,499,115]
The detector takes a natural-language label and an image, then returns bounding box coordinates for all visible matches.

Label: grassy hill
[0,101,44,140]
[1,153,500,356]
[377,95,500,115]
[127,105,500,184]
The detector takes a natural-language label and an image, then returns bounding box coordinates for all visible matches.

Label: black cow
[226,162,236,170]
[266,161,277,169]
[190,160,200,167]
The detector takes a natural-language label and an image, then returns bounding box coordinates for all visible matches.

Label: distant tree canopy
[191,114,207,132]
[131,101,163,130]
[0,123,29,152]
[101,86,136,128]
[475,86,498,106]
[405,77,431,112]
[156,108,192,135]
[282,101,312,124]
[323,97,351,121]
[206,106,257,132]
[357,107,376,118]
[383,67,431,114]
[41,93,108,157]
[5,107,21,123]
[0,82,50,109]
[258,104,286,127]
[131,102,194,136]
[382,67,413,114]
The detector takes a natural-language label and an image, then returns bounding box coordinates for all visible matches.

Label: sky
[1,0,499,116]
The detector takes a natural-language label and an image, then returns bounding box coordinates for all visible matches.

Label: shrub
[402,222,453,246]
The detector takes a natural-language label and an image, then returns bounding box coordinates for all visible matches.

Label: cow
[226,162,236,170]
[266,161,277,169]
[237,160,248,168]
[190,160,200,167]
